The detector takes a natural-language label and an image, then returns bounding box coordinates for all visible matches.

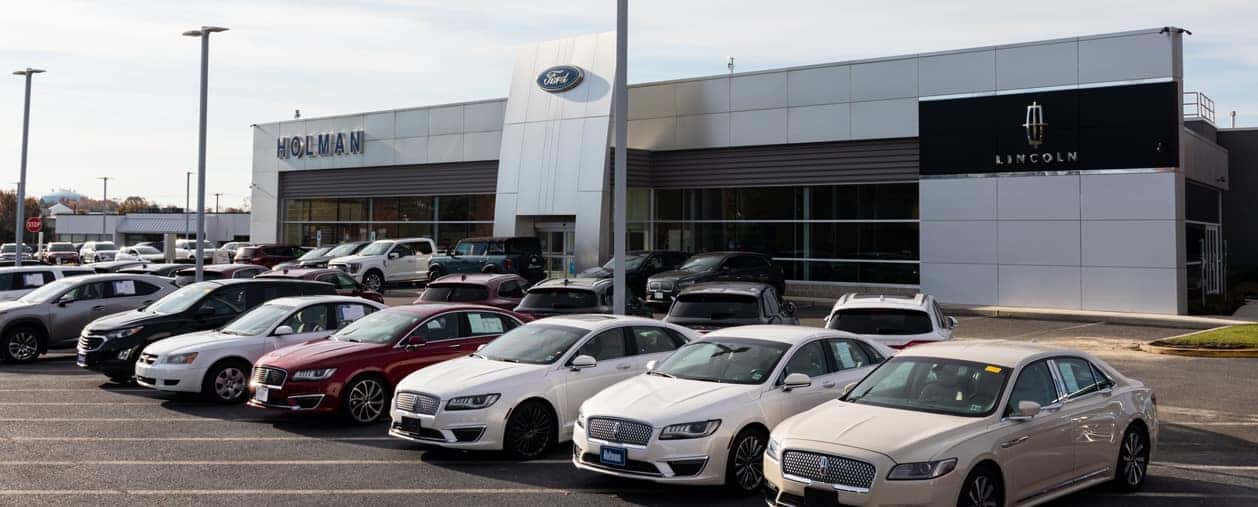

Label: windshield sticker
[985,366,1002,374]
[113,280,137,296]
[339,304,365,322]
[23,273,44,287]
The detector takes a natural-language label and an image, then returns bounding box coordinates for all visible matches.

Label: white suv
[328,238,436,292]
[79,241,121,263]
[822,293,956,349]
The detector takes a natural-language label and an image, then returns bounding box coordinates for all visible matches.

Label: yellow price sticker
[985,366,1003,374]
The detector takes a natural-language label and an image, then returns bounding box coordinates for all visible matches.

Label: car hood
[256,338,385,369]
[776,401,987,463]
[143,330,243,356]
[577,267,613,278]
[582,374,758,424]
[85,309,157,332]
[0,300,36,314]
[328,254,375,265]
[648,269,709,282]
[396,356,547,396]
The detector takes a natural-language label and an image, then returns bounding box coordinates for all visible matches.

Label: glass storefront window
[372,198,400,221]
[811,183,918,220]
[308,199,338,221]
[338,199,368,221]
[281,195,492,249]
[400,197,434,221]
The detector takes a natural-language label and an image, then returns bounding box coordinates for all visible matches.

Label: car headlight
[104,326,144,339]
[291,368,337,381]
[766,437,782,461]
[161,352,198,365]
[659,419,721,440]
[445,393,501,411]
[676,279,696,289]
[346,263,361,274]
[887,458,957,481]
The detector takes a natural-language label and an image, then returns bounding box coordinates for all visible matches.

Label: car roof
[263,295,376,307]
[701,325,861,345]
[76,273,174,283]
[535,314,662,331]
[895,340,1082,368]
[531,277,609,290]
[0,265,81,273]
[430,273,525,285]
[257,268,337,278]
[458,236,534,242]
[386,303,518,317]
[182,263,265,274]
[830,293,933,312]
[678,281,771,297]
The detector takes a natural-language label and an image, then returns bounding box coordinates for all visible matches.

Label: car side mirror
[273,325,294,336]
[1009,401,1042,422]
[842,382,856,396]
[403,335,425,349]
[645,360,657,371]
[782,373,812,391]
[388,252,400,260]
[570,354,597,371]
[947,316,959,329]
[57,294,75,306]
[476,343,487,352]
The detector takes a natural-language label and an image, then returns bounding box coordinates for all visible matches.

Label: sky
[1,0,1256,209]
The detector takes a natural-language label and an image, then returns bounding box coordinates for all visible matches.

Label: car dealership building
[250,27,1258,315]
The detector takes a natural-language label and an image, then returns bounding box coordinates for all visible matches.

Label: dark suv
[76,279,337,382]
[662,282,797,333]
[513,278,651,319]
[577,250,687,296]
[427,237,546,284]
[644,252,785,311]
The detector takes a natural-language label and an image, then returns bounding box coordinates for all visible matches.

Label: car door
[387,242,417,281]
[194,285,251,330]
[48,281,113,342]
[269,303,335,352]
[462,310,518,350]
[383,311,469,384]
[773,340,842,416]
[412,240,435,275]
[994,359,1076,502]
[1052,356,1121,479]
[103,279,162,314]
[823,338,877,396]
[560,327,636,423]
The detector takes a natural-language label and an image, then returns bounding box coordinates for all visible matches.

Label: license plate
[254,386,269,403]
[599,446,626,467]
[76,353,86,366]
[803,486,839,507]
[652,291,664,300]
[400,416,422,434]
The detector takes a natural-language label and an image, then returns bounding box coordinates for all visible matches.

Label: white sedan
[389,315,700,458]
[135,295,386,403]
[116,246,168,263]
[573,325,895,493]
[763,341,1158,507]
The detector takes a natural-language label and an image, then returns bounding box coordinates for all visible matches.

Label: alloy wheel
[1120,431,1148,486]
[347,378,386,423]
[506,403,553,458]
[363,273,383,292]
[213,367,247,401]
[964,473,999,507]
[732,434,765,491]
[7,331,39,361]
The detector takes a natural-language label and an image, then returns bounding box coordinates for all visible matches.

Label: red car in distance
[257,268,385,304]
[414,273,528,312]
[234,244,303,268]
[247,304,526,424]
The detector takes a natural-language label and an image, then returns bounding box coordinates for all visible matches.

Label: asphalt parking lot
[1,303,1255,505]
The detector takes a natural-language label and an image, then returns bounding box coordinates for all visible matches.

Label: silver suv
[0,273,176,363]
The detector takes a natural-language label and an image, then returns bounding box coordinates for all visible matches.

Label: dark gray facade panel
[1219,130,1258,271]
[607,148,653,187]
[647,139,919,188]
[277,161,499,199]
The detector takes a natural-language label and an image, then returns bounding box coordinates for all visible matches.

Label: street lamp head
[202,26,229,33]
[182,30,202,37]
[12,68,45,76]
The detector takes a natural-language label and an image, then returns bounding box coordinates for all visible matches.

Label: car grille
[78,336,105,352]
[587,417,653,446]
[395,392,440,415]
[780,450,876,492]
[138,353,158,366]
[251,366,287,387]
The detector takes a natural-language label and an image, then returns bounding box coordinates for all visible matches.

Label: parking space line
[0,388,152,392]
[0,417,272,422]
[0,402,157,405]
[0,459,573,465]
[6,437,397,442]
[0,488,643,496]
[1154,463,1258,472]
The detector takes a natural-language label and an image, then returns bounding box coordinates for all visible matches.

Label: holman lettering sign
[276,131,365,159]
[919,82,1178,175]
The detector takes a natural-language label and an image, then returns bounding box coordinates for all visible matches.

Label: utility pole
[97,176,111,239]
[185,171,192,240]
[612,0,628,314]
[12,68,44,267]
[213,193,222,213]
[183,25,228,281]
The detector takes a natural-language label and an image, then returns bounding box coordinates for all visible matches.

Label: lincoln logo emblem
[1023,101,1047,148]
[612,422,622,439]
[819,456,830,476]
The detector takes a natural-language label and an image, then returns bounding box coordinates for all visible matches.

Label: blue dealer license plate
[76,353,86,366]
[599,446,626,467]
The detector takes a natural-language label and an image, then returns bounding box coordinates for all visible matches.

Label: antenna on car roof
[461,273,467,280]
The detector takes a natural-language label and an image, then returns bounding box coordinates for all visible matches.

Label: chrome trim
[1017,467,1112,503]
[781,473,870,494]
[920,167,1176,180]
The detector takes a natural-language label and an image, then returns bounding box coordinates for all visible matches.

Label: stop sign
[24,217,40,233]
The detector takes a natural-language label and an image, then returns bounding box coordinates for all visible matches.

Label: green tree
[0,190,45,244]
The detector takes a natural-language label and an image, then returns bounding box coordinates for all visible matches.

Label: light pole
[213,193,222,213]
[612,0,628,314]
[12,68,44,266]
[184,171,191,240]
[97,176,111,239]
[183,25,228,281]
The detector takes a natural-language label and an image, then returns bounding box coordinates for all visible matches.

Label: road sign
[24,217,41,233]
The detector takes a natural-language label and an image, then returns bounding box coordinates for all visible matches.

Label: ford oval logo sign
[537,65,584,93]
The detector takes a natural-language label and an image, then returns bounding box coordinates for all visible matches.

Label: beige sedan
[763,340,1157,507]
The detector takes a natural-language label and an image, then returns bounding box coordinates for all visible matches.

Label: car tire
[503,400,556,460]
[340,375,389,425]
[1113,425,1150,492]
[0,325,44,364]
[724,427,767,494]
[427,266,444,283]
[481,265,499,274]
[957,463,1004,507]
[361,270,385,292]
[201,359,251,404]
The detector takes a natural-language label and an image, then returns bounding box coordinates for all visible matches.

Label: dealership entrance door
[535,222,575,280]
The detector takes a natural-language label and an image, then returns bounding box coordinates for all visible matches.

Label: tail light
[503,259,513,271]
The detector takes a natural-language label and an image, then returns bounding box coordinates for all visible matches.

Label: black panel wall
[277,161,499,198]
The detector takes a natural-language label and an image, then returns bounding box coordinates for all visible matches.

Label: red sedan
[257,268,385,304]
[246,304,525,424]
[414,273,528,311]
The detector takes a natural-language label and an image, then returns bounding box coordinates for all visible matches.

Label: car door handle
[448,344,462,350]
[1000,436,1030,448]
[91,305,105,312]
[617,363,632,371]
[821,381,836,388]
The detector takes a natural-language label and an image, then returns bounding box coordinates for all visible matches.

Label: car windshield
[132,246,160,255]
[420,284,490,302]
[18,278,79,303]
[221,304,293,336]
[325,243,361,257]
[602,254,645,271]
[844,357,1010,417]
[678,255,721,272]
[298,247,332,260]
[95,242,118,250]
[655,338,789,384]
[828,309,934,335]
[670,294,761,320]
[358,241,394,256]
[146,283,216,314]
[331,309,421,344]
[49,244,74,252]
[477,324,587,365]
[519,288,598,309]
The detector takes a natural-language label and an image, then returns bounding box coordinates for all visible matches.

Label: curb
[942,306,1248,330]
[1139,341,1258,358]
